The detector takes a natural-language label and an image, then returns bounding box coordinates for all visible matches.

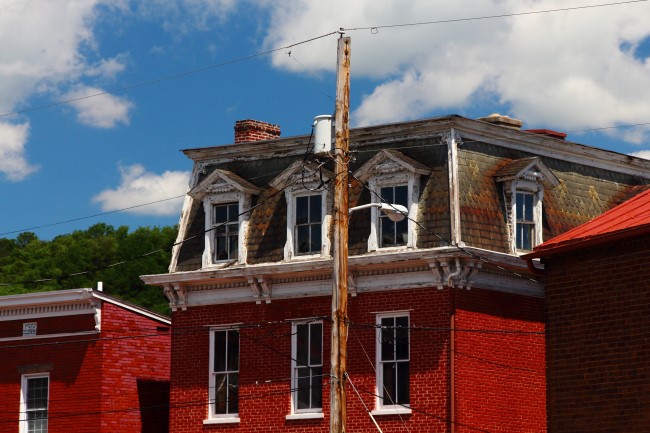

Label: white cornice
[142,247,543,309]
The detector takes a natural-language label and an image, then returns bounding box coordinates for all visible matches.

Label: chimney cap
[477,113,523,129]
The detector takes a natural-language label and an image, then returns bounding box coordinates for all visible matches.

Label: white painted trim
[203,417,240,425]
[20,373,49,433]
[0,330,100,343]
[284,188,331,260]
[290,320,324,415]
[447,128,461,245]
[375,312,410,411]
[286,412,324,420]
[370,408,412,416]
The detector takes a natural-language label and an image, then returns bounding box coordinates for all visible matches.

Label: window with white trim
[291,321,323,415]
[21,374,49,433]
[209,329,239,419]
[515,192,535,251]
[294,195,323,255]
[354,150,430,253]
[379,185,409,247]
[213,202,239,261]
[376,313,410,410]
[494,157,558,254]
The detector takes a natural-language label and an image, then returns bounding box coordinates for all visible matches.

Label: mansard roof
[269,160,335,190]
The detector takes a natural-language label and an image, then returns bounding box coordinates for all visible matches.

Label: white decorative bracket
[174,284,187,311]
[348,273,357,297]
[428,258,481,290]
[249,276,272,304]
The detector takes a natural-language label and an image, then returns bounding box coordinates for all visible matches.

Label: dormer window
[515,192,535,251]
[295,194,323,255]
[379,185,408,247]
[213,203,239,261]
[188,169,260,267]
[494,157,559,254]
[270,161,333,260]
[354,150,431,252]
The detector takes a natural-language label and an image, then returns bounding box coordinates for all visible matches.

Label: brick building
[524,186,650,432]
[0,288,171,433]
[142,115,650,432]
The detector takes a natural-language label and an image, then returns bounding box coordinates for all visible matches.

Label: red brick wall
[0,304,170,433]
[544,234,650,433]
[455,288,546,433]
[0,315,102,433]
[169,286,545,433]
[99,302,171,433]
[233,120,281,143]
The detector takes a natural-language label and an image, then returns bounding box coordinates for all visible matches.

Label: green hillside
[0,223,177,315]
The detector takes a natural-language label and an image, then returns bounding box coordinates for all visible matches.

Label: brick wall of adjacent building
[169,286,545,433]
[0,314,102,433]
[544,233,650,433]
[0,303,170,433]
[99,302,171,433]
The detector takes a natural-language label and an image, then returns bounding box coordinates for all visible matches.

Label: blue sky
[1,0,650,240]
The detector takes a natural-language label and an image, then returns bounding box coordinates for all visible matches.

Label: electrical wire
[341,0,649,32]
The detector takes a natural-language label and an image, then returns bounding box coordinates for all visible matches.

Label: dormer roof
[269,161,335,190]
[494,156,559,188]
[354,149,431,182]
[189,169,260,200]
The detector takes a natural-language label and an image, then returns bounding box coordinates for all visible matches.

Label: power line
[0,31,340,119]
[342,0,649,32]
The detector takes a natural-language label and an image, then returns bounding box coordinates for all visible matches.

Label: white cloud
[0,121,39,181]
[260,0,650,141]
[92,164,190,216]
[629,150,650,160]
[64,86,133,128]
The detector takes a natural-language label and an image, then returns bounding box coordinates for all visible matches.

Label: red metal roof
[526,187,650,258]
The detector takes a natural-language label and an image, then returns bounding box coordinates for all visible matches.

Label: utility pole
[330,34,351,433]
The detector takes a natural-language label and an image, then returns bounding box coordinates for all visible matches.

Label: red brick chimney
[234,119,281,143]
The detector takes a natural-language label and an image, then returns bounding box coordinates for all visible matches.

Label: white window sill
[285,412,324,420]
[203,417,240,425]
[371,407,412,416]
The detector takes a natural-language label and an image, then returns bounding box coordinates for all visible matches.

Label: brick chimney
[234,119,281,143]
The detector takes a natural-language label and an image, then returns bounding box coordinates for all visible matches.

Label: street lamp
[349,202,409,221]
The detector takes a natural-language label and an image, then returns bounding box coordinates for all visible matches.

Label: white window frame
[20,373,49,433]
[367,174,419,252]
[203,192,252,268]
[205,327,241,425]
[372,312,412,416]
[287,320,324,420]
[504,179,544,254]
[284,188,331,260]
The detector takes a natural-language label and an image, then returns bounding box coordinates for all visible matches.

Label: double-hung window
[379,185,409,248]
[21,374,49,433]
[209,329,239,421]
[213,203,239,261]
[294,195,322,255]
[515,192,535,251]
[376,314,410,413]
[290,321,323,417]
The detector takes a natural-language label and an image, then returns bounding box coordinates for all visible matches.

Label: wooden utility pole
[330,35,351,433]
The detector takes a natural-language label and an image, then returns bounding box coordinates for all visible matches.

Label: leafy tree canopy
[0,224,177,315]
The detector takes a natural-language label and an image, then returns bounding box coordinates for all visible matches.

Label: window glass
[379,186,408,247]
[378,315,410,407]
[24,376,48,433]
[515,192,535,251]
[212,330,239,415]
[293,322,323,412]
[213,203,239,261]
[295,195,322,254]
